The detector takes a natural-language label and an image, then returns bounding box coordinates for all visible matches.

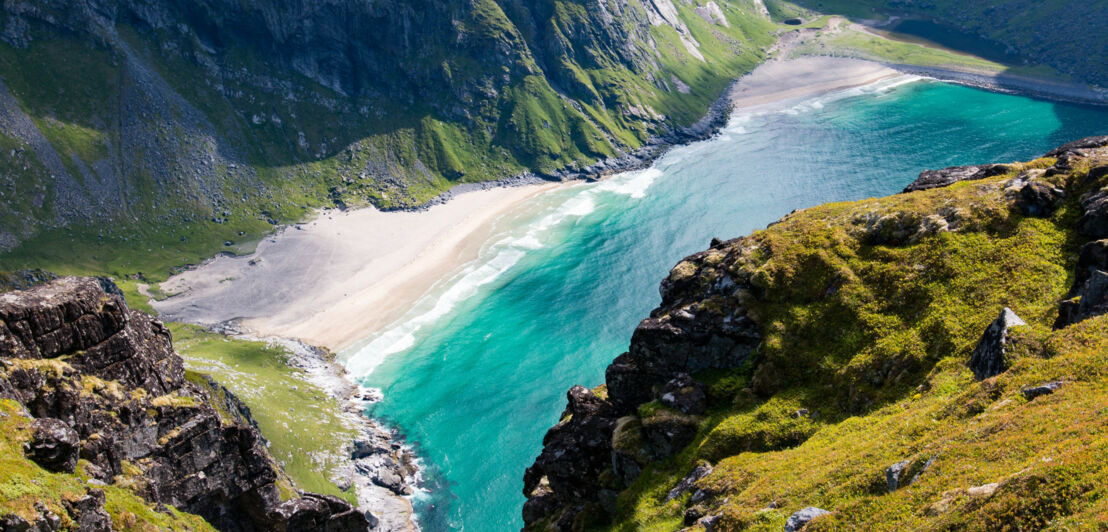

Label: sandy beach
[153,56,931,352]
[727,57,901,108]
[154,183,557,350]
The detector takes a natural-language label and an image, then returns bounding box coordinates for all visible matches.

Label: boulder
[968,308,1026,380]
[658,373,707,415]
[272,494,371,532]
[1057,270,1108,328]
[785,506,831,532]
[885,460,910,492]
[24,418,79,473]
[62,489,112,532]
[886,456,934,492]
[903,164,1011,193]
[1016,181,1065,217]
[1022,381,1063,400]
[666,461,713,501]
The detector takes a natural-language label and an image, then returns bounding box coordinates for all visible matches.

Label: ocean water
[341,77,1108,530]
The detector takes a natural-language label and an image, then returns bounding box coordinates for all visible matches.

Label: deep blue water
[341,77,1108,530]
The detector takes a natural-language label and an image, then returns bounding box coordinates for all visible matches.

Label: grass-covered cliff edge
[524,137,1108,531]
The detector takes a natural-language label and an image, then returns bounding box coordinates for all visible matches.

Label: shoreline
[147,52,1105,525]
[154,183,558,351]
[151,57,919,355]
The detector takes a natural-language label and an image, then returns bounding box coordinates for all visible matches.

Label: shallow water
[341,77,1108,530]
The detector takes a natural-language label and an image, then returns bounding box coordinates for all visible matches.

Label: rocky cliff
[0,0,772,267]
[0,276,379,530]
[525,136,1108,529]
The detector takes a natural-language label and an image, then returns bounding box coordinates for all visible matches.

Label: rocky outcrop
[968,308,1026,380]
[523,241,762,528]
[902,164,1012,193]
[0,277,372,531]
[1056,239,1108,328]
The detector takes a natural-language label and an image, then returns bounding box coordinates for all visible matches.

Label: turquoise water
[342,77,1108,530]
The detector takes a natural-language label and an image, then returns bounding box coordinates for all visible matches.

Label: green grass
[168,323,360,503]
[598,154,1108,529]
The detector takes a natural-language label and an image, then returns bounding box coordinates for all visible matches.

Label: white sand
[154,56,909,351]
[728,56,901,109]
[154,184,557,350]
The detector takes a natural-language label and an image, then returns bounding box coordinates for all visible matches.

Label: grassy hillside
[526,143,1108,529]
[0,0,775,279]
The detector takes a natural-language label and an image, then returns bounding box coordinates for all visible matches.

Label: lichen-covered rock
[24,417,79,473]
[0,278,369,532]
[785,506,831,532]
[658,373,707,415]
[666,461,713,501]
[968,308,1027,380]
[902,164,1012,193]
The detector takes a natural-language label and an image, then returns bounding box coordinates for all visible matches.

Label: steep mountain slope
[791,0,1108,85]
[0,276,383,530]
[524,137,1108,530]
[0,0,773,273]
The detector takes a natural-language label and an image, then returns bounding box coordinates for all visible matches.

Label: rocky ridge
[524,136,1108,529]
[0,277,378,530]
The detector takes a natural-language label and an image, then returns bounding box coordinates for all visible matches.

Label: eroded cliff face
[0,0,771,256]
[0,277,375,531]
[525,137,1108,530]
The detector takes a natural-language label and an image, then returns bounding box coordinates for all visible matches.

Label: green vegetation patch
[168,324,359,503]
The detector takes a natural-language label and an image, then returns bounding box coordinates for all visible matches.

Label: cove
[341,77,1108,530]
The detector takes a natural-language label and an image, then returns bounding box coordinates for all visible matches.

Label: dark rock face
[658,373,707,415]
[785,506,831,532]
[1022,381,1063,400]
[272,494,371,532]
[24,417,79,473]
[886,460,911,492]
[524,243,762,528]
[968,308,1026,380]
[0,277,369,532]
[522,386,618,525]
[62,489,112,532]
[1056,240,1108,328]
[902,164,1012,193]
[1078,188,1108,238]
[1016,180,1065,217]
